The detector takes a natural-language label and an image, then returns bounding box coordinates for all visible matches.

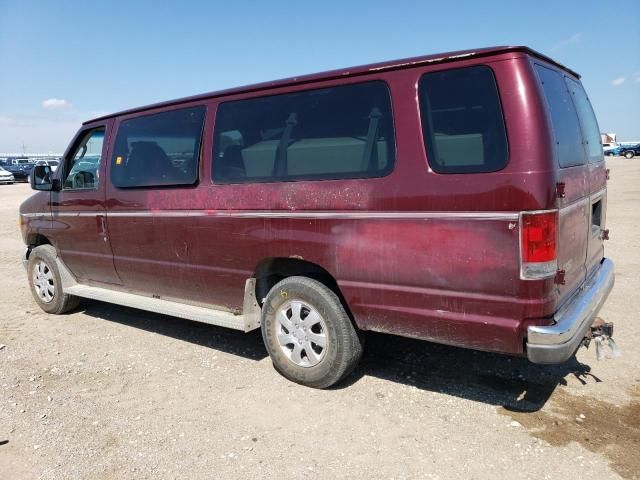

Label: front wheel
[624,151,634,159]
[27,245,80,314]
[261,276,363,388]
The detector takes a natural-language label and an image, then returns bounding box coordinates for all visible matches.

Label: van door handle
[96,214,107,235]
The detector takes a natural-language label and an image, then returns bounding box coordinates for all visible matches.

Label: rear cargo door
[534,64,589,303]
[565,77,607,277]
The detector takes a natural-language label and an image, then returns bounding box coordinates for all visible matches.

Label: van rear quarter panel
[106,53,558,355]
[530,57,609,310]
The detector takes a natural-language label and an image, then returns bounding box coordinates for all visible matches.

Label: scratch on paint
[368,52,476,72]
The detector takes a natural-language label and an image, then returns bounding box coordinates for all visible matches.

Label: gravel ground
[1,158,638,480]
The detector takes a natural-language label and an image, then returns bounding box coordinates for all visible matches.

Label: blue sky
[0,0,638,152]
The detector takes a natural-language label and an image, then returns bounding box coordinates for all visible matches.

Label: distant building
[601,133,617,143]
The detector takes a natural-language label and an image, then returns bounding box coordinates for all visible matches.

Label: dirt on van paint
[502,386,640,479]
[1,157,640,480]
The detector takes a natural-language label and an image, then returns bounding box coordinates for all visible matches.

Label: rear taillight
[520,210,558,279]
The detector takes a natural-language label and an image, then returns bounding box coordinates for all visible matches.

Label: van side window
[534,64,585,167]
[212,81,395,183]
[111,106,206,188]
[63,128,105,190]
[565,78,603,163]
[418,66,508,174]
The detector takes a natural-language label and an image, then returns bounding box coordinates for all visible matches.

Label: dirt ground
[1,158,638,480]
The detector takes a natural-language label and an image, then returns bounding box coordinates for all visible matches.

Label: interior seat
[127,141,173,185]
[219,145,246,180]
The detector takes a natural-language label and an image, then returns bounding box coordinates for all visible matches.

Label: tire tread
[28,245,80,314]
[261,276,363,389]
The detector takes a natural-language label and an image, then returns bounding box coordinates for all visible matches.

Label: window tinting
[418,66,508,174]
[566,78,602,163]
[63,128,105,190]
[534,64,585,168]
[212,81,395,183]
[111,106,205,188]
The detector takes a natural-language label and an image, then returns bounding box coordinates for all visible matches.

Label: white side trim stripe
[23,210,521,221]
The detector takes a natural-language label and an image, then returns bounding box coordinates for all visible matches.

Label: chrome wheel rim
[275,300,328,368]
[32,260,55,303]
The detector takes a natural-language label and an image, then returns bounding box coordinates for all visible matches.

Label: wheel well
[254,257,352,316]
[28,234,51,246]
[26,234,52,258]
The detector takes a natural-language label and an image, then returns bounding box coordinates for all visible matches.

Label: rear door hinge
[556,182,566,198]
[554,270,566,285]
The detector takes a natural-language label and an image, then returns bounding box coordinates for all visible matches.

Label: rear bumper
[526,258,615,364]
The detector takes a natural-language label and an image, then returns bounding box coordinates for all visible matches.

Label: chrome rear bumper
[527,258,615,364]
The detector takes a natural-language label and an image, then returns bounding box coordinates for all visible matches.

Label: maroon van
[20,46,615,388]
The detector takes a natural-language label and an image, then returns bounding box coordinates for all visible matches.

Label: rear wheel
[27,245,80,314]
[624,151,634,159]
[260,276,363,388]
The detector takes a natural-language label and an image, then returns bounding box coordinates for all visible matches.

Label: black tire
[261,276,363,388]
[27,245,80,314]
[624,151,634,159]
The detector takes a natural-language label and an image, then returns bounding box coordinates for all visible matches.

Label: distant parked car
[619,144,640,159]
[35,159,60,172]
[602,143,621,156]
[4,158,34,166]
[3,163,33,182]
[0,166,15,184]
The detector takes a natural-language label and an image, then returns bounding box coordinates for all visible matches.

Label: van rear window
[111,106,206,188]
[418,66,508,174]
[212,81,395,183]
[534,64,585,168]
[565,78,603,163]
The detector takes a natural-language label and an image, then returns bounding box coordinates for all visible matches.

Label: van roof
[85,46,578,124]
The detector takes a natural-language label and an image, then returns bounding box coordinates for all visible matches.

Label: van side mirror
[30,165,59,191]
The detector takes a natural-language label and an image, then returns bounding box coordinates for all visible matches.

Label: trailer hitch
[582,318,621,360]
